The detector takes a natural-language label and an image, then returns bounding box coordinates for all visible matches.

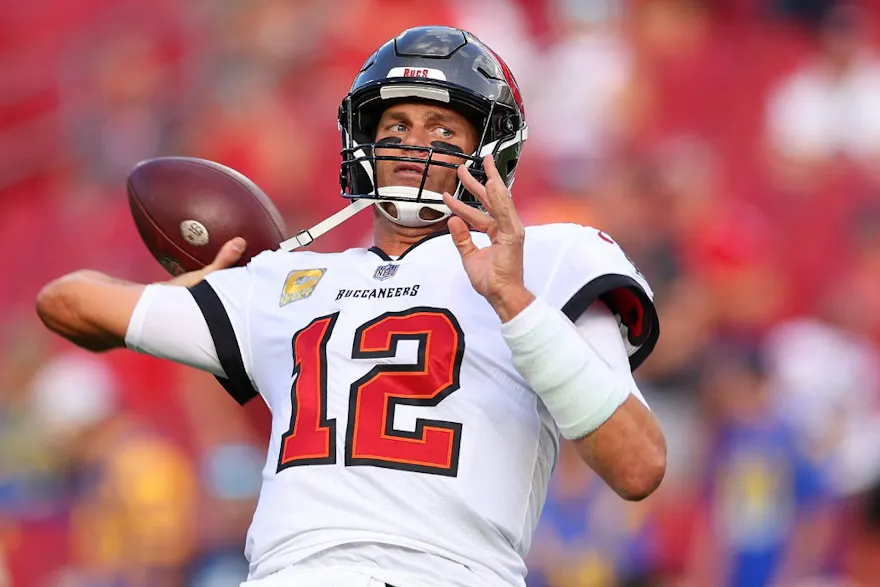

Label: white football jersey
[189,223,658,587]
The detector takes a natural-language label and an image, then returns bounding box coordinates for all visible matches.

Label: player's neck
[372,218,448,257]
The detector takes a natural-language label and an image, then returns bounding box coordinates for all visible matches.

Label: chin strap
[373,185,450,228]
[279,199,374,252]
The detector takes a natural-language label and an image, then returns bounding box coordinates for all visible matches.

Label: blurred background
[4,0,880,585]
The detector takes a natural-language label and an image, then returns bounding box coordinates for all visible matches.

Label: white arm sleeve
[125,283,227,377]
[574,300,649,408]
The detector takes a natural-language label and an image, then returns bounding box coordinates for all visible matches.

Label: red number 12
[277,307,465,477]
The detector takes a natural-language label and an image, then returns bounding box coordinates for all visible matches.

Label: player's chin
[389,171,434,189]
[376,171,455,199]
[423,173,459,196]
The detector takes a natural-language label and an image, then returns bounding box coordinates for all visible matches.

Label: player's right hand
[165,237,247,287]
[442,156,535,322]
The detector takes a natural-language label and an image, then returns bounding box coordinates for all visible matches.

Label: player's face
[374,103,479,197]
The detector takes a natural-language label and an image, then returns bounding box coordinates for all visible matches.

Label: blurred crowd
[4,0,880,585]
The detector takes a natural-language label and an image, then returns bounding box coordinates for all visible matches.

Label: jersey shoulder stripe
[189,280,258,404]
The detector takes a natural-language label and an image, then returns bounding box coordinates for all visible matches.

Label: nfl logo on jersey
[373,263,399,281]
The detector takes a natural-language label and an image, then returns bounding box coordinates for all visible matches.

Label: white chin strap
[279,186,452,251]
[279,199,373,251]
[374,186,451,227]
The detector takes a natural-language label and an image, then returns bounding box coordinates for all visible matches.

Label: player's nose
[400,126,432,156]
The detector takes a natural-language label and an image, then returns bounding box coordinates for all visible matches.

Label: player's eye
[388,123,408,133]
[434,127,454,139]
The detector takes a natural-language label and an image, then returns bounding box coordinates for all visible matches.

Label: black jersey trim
[367,246,394,261]
[189,281,258,405]
[561,274,660,371]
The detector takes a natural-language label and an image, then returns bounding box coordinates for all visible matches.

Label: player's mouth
[391,162,430,186]
[393,162,427,176]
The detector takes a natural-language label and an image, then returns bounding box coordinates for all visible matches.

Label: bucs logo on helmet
[338,26,528,228]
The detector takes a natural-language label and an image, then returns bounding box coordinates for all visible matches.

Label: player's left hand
[443,156,535,322]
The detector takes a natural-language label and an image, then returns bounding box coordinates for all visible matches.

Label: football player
[36,26,666,587]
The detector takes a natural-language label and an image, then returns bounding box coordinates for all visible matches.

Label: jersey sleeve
[188,265,259,405]
[125,284,226,377]
[543,226,659,370]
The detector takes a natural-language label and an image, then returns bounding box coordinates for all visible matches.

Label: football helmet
[338,26,528,227]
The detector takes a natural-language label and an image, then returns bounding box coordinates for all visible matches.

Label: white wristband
[501,297,630,440]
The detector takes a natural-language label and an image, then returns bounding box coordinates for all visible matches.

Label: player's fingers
[483,154,502,182]
[457,165,493,214]
[480,156,520,232]
[208,237,247,270]
[447,216,479,260]
[443,192,492,231]
[487,186,522,235]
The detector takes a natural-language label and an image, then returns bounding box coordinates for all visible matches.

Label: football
[127,156,288,275]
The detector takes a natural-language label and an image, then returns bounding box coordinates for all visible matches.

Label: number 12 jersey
[188,224,659,587]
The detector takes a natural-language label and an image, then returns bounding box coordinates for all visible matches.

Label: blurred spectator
[526,0,646,193]
[683,341,836,587]
[183,439,261,587]
[764,317,880,497]
[765,2,880,188]
[526,441,659,587]
[0,319,65,586]
[0,319,58,521]
[27,352,198,587]
[175,370,263,587]
[451,0,537,84]
[826,199,880,345]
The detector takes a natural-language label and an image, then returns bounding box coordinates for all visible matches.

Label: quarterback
[37,26,665,587]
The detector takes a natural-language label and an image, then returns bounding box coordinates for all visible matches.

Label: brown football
[127,157,288,275]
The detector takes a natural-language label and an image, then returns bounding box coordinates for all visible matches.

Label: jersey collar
[368,229,451,261]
